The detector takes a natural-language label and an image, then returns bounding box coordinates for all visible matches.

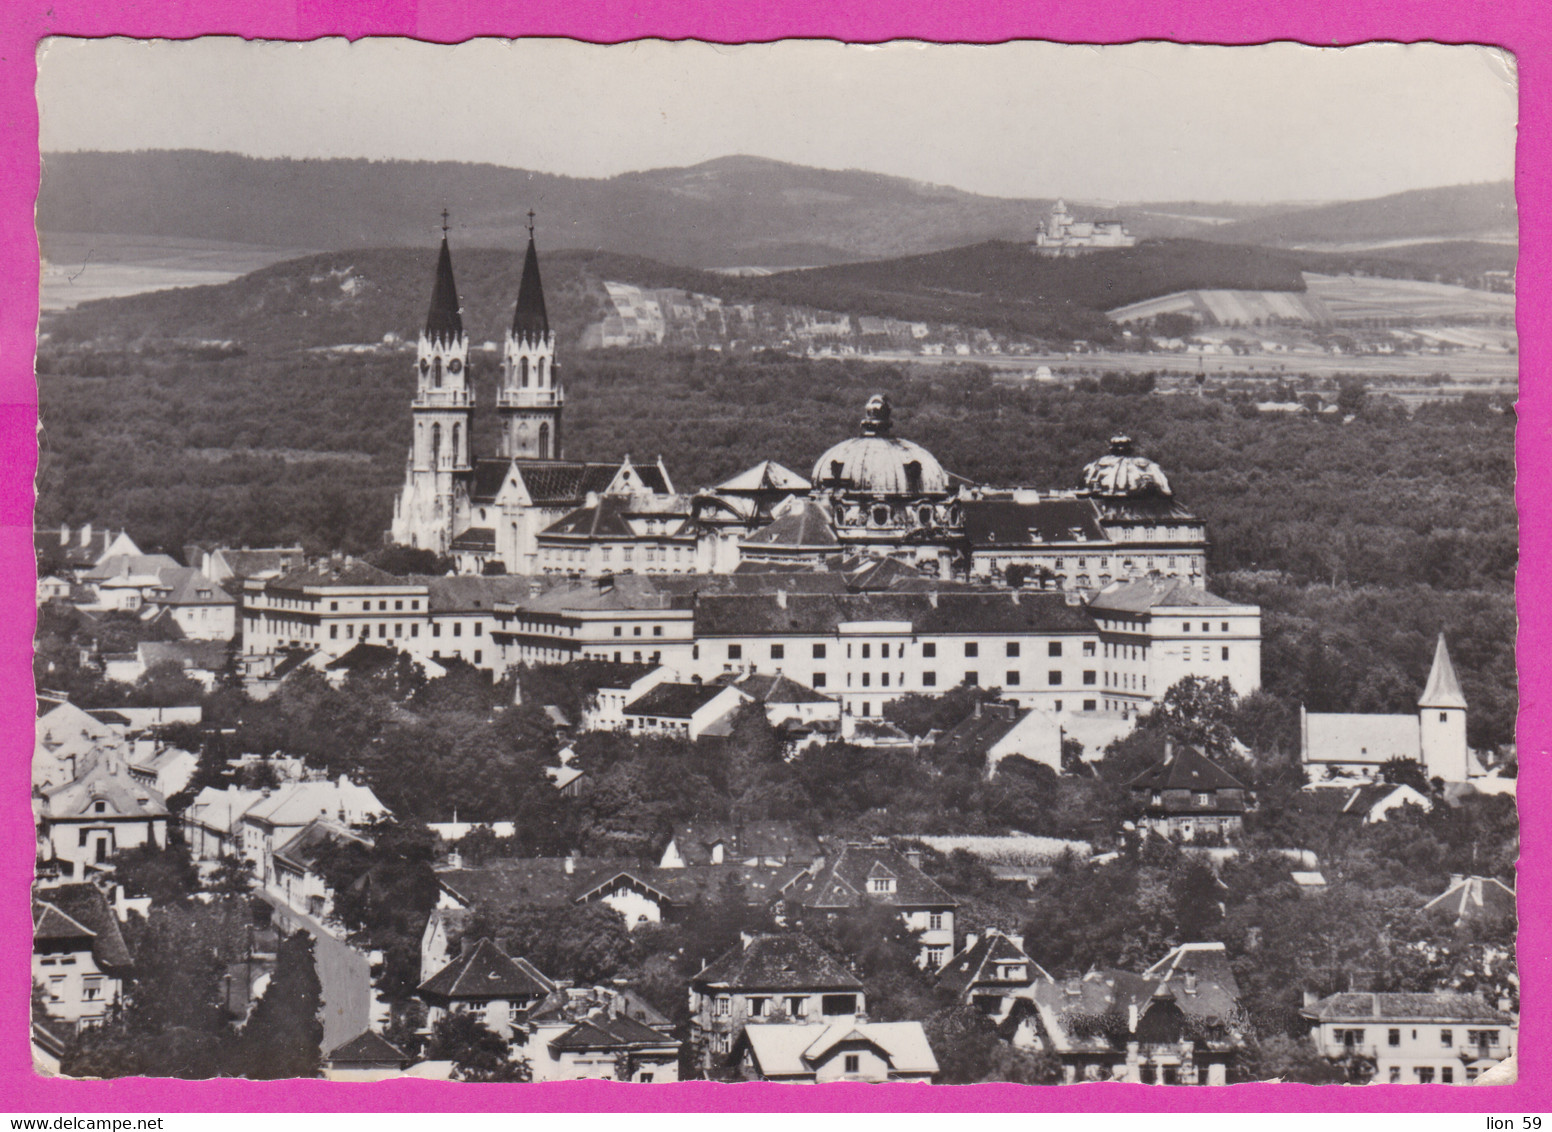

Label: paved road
[257,892,373,1052]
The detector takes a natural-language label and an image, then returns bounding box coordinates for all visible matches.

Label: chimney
[80,523,92,547]
[1127,1003,1139,1033]
[59,524,69,546]
[741,931,755,951]
[447,849,463,870]
[905,848,922,871]
[973,700,983,719]
[1302,989,1318,1009]
[1164,736,1174,761]
[1499,996,1514,1013]
[1010,590,1020,605]
[964,932,979,952]
[1009,934,1025,953]
[564,854,576,875]
[776,589,787,610]
[928,592,939,609]
[1183,971,1198,995]
[1450,873,1464,889]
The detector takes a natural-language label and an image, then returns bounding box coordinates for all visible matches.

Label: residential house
[184,785,266,862]
[621,681,752,740]
[268,818,369,923]
[577,662,666,730]
[35,759,169,881]
[732,1019,938,1083]
[126,743,199,798]
[935,928,1052,1023]
[123,640,233,691]
[689,932,866,1070]
[196,545,306,587]
[1423,875,1516,929]
[659,820,821,869]
[239,775,389,890]
[32,884,132,1029]
[779,841,957,968]
[34,701,124,790]
[521,985,681,1082]
[1301,781,1434,824]
[36,525,142,575]
[1302,991,1516,1084]
[322,1030,413,1082]
[417,937,556,1040]
[146,566,237,640]
[38,575,72,603]
[1127,743,1251,841]
[933,700,1063,776]
[1015,945,1245,1084]
[727,671,841,732]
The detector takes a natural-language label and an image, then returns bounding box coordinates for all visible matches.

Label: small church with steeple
[1299,634,1475,782]
[390,215,676,573]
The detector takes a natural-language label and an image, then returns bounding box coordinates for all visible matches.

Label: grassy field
[1303,272,1515,321]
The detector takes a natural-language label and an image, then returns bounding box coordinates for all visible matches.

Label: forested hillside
[1206,181,1516,247]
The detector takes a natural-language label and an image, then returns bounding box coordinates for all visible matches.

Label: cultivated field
[39,231,310,311]
[1303,272,1515,322]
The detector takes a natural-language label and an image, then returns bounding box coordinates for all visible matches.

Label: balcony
[413,390,473,408]
[497,389,564,409]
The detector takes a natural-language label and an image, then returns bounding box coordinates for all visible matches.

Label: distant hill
[37,149,1332,270]
[740,239,1309,339]
[1206,182,1516,248]
[42,236,1323,351]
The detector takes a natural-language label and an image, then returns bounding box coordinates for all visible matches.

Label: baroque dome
[1083,436,1173,498]
[812,395,951,496]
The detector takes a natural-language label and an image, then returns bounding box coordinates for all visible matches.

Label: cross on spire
[441,208,450,237]
[527,209,536,239]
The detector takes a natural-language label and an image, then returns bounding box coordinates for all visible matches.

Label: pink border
[1,0,1544,1113]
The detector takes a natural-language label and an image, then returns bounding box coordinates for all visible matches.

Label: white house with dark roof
[1302,990,1515,1084]
[239,775,388,890]
[622,681,751,740]
[780,840,957,968]
[934,700,1064,775]
[417,937,556,1039]
[33,884,133,1029]
[520,985,681,1082]
[1127,743,1251,841]
[733,1019,938,1083]
[935,928,1052,1022]
[1301,634,1472,782]
[34,758,169,880]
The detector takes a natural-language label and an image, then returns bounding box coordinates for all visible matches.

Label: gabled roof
[417,937,555,1002]
[1142,942,1242,1014]
[782,842,956,910]
[1423,875,1516,925]
[936,930,1051,996]
[208,547,305,580]
[1302,713,1421,765]
[1302,991,1514,1024]
[1127,746,1247,792]
[716,461,812,494]
[82,554,181,582]
[272,817,368,875]
[934,702,1031,754]
[425,235,464,342]
[741,500,840,549]
[325,1029,410,1067]
[624,682,737,720]
[962,498,1107,548]
[34,884,132,969]
[1343,782,1431,817]
[38,762,168,821]
[548,1013,674,1052]
[324,642,412,675]
[152,566,234,607]
[731,672,833,706]
[741,1020,937,1078]
[667,820,821,866]
[241,777,388,829]
[1419,634,1468,710]
[511,235,550,339]
[694,933,862,992]
[1088,576,1236,614]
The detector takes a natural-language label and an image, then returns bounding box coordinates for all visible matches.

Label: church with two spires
[389,218,675,574]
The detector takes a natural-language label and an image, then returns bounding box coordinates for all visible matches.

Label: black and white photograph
[30,37,1518,1085]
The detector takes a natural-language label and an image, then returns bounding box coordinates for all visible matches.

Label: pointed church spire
[425,218,463,343]
[1419,633,1467,710]
[512,218,550,340]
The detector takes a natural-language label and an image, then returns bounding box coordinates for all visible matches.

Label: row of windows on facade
[721,640,1101,662]
[1333,1027,1502,1049]
[543,543,692,565]
[307,620,481,640]
[1097,618,1238,634]
[710,993,861,1019]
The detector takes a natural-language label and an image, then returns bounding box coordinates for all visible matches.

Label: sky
[36,37,1518,203]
